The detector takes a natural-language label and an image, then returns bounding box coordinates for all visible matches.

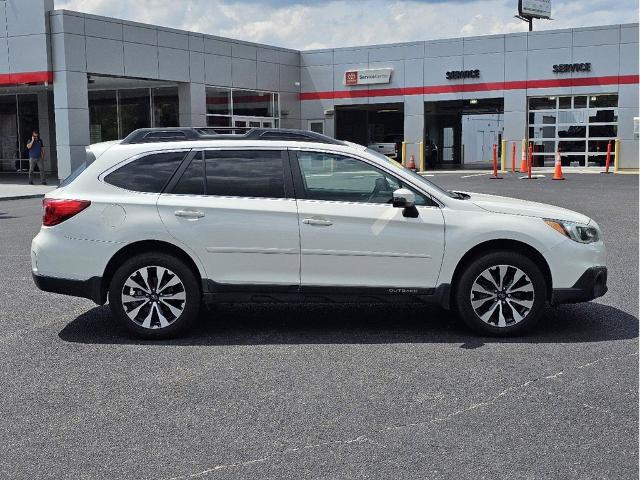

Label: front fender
[438,209,563,285]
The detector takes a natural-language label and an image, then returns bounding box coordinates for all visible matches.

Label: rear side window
[104,151,187,192]
[173,155,205,195]
[204,150,284,198]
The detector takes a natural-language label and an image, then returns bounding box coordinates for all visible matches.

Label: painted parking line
[460,173,492,178]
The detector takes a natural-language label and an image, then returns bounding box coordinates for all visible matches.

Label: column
[403,96,424,164]
[178,83,207,127]
[53,70,90,179]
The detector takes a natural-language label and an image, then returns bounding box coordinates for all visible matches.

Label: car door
[291,149,445,290]
[157,148,300,287]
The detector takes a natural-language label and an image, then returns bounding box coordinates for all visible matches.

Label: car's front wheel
[455,251,547,336]
[109,252,200,339]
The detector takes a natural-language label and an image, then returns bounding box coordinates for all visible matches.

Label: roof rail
[120,127,344,145]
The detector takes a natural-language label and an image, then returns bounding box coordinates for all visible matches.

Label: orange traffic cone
[407,154,417,171]
[519,150,528,173]
[552,152,565,180]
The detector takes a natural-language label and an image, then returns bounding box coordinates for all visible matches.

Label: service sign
[519,0,551,19]
[344,68,393,86]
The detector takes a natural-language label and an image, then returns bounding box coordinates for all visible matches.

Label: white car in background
[368,134,403,160]
[32,128,607,339]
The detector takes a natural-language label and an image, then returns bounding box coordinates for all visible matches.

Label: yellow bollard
[419,141,425,171]
[614,138,620,173]
[500,139,507,172]
[401,141,407,166]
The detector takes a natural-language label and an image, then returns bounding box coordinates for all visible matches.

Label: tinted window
[296,151,432,205]
[105,151,186,192]
[204,150,284,198]
[173,155,205,195]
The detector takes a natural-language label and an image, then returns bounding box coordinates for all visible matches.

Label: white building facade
[0,0,637,178]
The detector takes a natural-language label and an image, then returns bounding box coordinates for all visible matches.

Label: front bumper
[551,266,608,305]
[32,273,105,305]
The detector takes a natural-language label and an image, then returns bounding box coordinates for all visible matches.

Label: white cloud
[54,0,639,50]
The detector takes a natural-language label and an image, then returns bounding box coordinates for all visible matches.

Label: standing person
[27,129,46,185]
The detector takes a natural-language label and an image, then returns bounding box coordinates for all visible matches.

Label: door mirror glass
[392,188,415,208]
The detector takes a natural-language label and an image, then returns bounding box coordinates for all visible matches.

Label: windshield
[363,147,457,198]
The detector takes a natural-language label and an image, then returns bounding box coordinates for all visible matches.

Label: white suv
[31,128,607,339]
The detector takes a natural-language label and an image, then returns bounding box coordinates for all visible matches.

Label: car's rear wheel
[455,251,547,336]
[109,253,200,339]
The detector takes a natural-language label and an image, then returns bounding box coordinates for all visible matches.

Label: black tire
[454,251,547,337]
[109,252,201,339]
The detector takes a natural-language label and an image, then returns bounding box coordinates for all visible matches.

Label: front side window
[295,151,431,205]
[204,150,285,198]
[104,151,187,192]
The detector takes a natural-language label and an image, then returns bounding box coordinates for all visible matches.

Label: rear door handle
[174,209,205,219]
[302,217,332,226]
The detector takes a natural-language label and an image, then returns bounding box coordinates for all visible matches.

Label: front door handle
[174,209,205,219]
[302,217,332,226]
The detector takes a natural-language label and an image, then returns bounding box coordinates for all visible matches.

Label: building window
[527,94,618,167]
[118,88,151,139]
[89,86,179,143]
[152,87,179,128]
[0,94,44,173]
[233,89,273,117]
[89,90,118,144]
[206,87,231,116]
[205,87,279,133]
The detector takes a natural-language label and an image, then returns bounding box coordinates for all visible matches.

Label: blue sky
[55,0,639,49]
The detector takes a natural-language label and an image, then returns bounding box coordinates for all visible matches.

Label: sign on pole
[518,0,551,19]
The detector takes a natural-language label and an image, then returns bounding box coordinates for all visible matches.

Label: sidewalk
[0,174,57,200]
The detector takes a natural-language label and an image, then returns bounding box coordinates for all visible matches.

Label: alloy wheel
[121,265,186,329]
[470,264,535,328]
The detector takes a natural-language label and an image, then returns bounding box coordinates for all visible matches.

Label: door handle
[302,217,332,226]
[174,209,205,219]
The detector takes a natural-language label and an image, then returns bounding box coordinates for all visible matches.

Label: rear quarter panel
[36,147,208,281]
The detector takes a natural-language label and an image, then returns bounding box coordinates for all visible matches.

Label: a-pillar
[53,70,90,180]
[178,83,207,127]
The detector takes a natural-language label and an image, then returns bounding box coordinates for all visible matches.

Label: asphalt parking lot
[0,172,638,479]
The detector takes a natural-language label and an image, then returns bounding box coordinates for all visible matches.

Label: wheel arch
[99,240,204,304]
[449,239,553,307]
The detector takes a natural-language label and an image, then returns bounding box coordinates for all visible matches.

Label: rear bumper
[551,266,607,305]
[32,273,105,305]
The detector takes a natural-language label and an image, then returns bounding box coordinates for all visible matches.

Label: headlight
[544,219,600,244]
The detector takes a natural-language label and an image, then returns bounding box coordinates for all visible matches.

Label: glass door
[441,127,454,163]
[233,116,276,131]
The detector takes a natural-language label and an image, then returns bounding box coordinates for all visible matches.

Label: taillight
[42,199,91,226]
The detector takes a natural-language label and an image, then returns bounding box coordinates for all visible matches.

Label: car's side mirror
[392,188,419,218]
[393,188,415,208]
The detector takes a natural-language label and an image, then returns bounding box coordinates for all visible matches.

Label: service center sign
[344,68,393,86]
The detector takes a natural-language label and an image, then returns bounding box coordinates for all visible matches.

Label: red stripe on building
[300,75,640,100]
[0,71,54,86]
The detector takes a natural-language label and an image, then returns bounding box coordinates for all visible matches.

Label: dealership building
[0,0,638,179]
